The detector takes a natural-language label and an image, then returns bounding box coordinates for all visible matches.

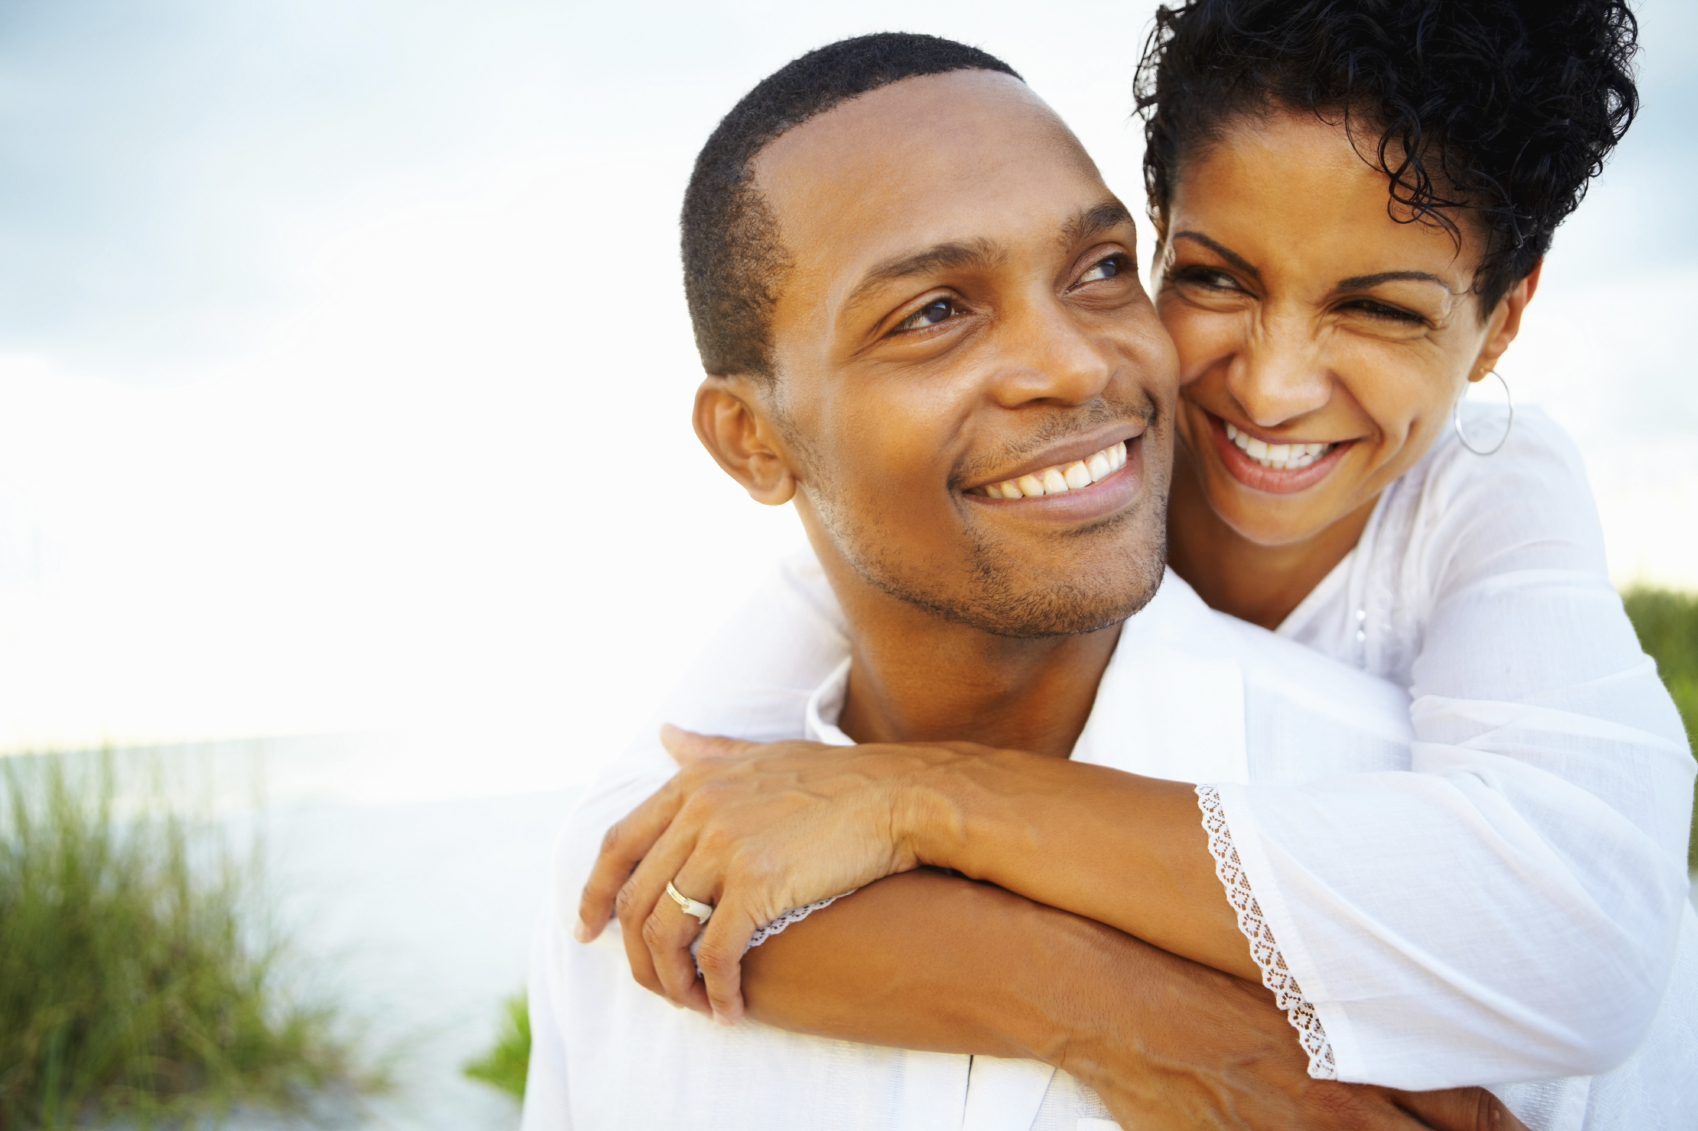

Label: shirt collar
[803,657,856,747]
[792,573,1250,785]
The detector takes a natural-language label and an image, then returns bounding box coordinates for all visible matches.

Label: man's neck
[819,558,1123,762]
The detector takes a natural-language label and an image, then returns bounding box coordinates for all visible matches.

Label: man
[521,33,1682,1130]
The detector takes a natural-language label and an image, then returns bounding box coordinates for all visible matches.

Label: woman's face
[1154,108,1535,548]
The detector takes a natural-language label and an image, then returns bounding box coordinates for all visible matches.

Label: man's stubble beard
[800,443,1172,641]
[856,503,1171,639]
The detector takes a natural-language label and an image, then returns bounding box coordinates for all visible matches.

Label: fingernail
[572,919,590,944]
[712,1008,734,1027]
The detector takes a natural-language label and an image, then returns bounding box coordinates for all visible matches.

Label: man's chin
[862,546,1168,640]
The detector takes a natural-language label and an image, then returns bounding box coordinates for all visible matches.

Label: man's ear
[692,377,798,506]
[1469,258,1542,382]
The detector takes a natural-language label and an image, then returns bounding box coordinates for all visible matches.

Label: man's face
[747,70,1177,638]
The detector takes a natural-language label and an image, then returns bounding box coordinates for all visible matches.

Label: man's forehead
[751,70,1110,292]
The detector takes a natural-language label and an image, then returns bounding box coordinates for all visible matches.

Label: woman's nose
[1228,314,1331,427]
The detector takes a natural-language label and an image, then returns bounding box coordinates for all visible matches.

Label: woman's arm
[738,870,1520,1131]
[538,762,1524,1131]
[579,730,1258,1020]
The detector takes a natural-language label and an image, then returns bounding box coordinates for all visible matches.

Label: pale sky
[0,0,1693,776]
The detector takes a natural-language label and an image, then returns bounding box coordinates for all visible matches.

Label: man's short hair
[680,32,1021,381]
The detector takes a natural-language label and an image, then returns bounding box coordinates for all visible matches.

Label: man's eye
[895,298,957,332]
[1076,255,1125,284]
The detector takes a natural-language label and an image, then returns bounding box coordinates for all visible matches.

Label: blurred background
[0,0,1693,1126]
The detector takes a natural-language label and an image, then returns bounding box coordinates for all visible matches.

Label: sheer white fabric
[1196,784,1336,1078]
[1214,405,1694,1101]
[523,571,1421,1130]
[523,407,1698,1129]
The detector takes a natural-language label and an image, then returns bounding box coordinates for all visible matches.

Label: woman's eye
[895,297,958,332]
[1173,266,1239,292]
[1076,255,1126,285]
[1345,299,1426,325]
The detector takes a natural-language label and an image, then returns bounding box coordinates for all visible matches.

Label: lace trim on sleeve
[1196,784,1338,1080]
[689,893,848,969]
[747,894,844,949]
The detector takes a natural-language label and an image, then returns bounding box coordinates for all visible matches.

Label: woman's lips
[1208,413,1351,495]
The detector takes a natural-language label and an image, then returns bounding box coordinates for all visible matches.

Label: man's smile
[969,439,1127,498]
[962,426,1148,525]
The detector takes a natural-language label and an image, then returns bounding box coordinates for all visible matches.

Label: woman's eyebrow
[1171,231,1258,279]
[1333,270,1456,292]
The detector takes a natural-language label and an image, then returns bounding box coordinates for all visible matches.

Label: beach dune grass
[0,752,359,1128]
[1621,587,1698,870]
[464,992,530,1099]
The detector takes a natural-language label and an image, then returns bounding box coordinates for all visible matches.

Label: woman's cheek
[1159,300,1243,386]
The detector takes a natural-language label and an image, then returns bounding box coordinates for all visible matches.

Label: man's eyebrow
[1061,200,1135,249]
[1334,270,1455,292]
[1171,231,1259,279]
[843,238,1004,313]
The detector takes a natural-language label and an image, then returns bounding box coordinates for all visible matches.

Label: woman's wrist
[885,742,1004,879]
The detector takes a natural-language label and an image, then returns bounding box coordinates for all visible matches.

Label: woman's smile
[1205,412,1354,495]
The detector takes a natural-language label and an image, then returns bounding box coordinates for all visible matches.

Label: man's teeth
[981,442,1126,499]
[1224,421,1335,471]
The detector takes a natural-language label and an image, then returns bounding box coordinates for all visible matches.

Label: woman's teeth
[977,441,1126,499]
[1224,422,1335,470]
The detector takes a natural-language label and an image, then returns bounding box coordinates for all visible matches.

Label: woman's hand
[575,725,985,1023]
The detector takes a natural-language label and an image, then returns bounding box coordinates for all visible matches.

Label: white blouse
[532,566,1698,1130]
[1222,404,1694,1101]
[532,405,1696,1128]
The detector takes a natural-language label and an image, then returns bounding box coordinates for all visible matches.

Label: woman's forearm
[739,868,1521,1131]
[742,868,1119,1059]
[898,748,1256,980]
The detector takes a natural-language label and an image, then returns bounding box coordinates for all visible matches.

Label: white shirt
[523,559,1698,1130]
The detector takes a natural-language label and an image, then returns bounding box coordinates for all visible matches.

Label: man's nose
[1228,311,1332,427]
[987,298,1114,408]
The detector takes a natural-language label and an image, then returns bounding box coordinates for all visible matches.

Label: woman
[570,1,1693,1126]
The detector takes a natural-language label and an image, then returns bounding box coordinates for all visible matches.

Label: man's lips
[968,438,1128,499]
[1207,412,1352,495]
[965,433,1145,522]
[963,423,1146,495]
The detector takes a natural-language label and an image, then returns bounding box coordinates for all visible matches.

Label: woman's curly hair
[1134,0,1639,311]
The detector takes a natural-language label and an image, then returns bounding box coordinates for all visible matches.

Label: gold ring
[665,879,714,924]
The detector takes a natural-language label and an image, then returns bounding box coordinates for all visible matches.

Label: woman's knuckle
[694,940,734,973]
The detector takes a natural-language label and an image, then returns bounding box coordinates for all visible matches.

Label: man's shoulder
[1121,573,1411,739]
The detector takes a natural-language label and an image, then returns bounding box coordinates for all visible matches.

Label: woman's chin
[1198,460,1359,548]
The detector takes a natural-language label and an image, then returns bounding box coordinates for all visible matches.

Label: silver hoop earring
[1454,369,1514,456]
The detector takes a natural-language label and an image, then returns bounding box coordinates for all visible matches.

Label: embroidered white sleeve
[1196,784,1338,1079]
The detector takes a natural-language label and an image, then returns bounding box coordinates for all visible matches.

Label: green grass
[463,992,530,1100]
[1621,586,1698,869]
[0,752,363,1129]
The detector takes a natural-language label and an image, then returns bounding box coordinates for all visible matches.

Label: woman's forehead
[1169,110,1484,284]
